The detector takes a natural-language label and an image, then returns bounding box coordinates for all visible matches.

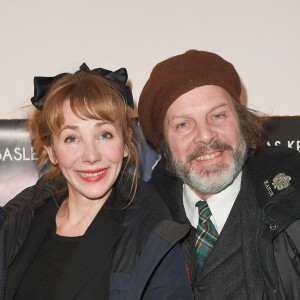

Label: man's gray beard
[170,137,247,196]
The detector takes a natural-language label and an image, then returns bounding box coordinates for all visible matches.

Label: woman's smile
[77,168,108,182]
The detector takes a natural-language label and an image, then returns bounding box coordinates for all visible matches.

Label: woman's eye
[100,132,112,139]
[65,136,78,143]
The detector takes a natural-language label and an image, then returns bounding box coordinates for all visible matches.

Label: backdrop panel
[0,120,39,205]
[265,116,300,151]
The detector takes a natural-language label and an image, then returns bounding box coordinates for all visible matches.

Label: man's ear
[44,145,57,165]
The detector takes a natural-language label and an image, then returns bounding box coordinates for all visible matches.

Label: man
[138,50,300,300]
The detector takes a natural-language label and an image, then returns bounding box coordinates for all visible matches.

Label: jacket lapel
[199,194,242,279]
[6,199,58,299]
[169,178,190,224]
[199,169,264,298]
[239,168,265,298]
[199,169,257,279]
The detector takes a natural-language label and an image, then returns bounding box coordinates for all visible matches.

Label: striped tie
[195,200,218,269]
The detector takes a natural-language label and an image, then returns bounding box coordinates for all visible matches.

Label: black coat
[1,175,194,300]
[150,146,300,300]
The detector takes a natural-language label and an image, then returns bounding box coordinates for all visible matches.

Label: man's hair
[157,99,268,174]
[232,99,268,156]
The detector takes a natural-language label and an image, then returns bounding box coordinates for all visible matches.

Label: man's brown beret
[138,50,241,147]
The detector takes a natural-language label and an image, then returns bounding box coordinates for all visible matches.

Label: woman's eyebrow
[60,125,78,133]
[60,121,115,133]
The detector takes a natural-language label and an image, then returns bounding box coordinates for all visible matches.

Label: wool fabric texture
[138,50,241,146]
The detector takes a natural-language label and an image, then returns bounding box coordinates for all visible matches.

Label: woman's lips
[77,168,108,182]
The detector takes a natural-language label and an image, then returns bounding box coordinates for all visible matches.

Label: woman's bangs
[68,83,120,123]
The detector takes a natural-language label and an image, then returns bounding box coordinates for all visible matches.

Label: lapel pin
[272,173,291,191]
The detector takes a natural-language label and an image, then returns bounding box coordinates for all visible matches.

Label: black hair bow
[31,63,134,110]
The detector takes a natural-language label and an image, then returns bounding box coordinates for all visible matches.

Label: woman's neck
[55,194,108,237]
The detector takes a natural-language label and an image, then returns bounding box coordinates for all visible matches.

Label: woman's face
[44,100,128,203]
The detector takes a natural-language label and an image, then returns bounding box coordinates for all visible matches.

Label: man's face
[163,85,247,199]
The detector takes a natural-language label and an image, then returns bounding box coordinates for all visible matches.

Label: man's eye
[65,136,78,143]
[100,132,112,139]
[177,122,188,128]
[213,114,223,119]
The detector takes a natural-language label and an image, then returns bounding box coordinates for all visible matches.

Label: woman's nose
[81,142,101,164]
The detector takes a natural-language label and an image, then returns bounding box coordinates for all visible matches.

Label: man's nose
[193,121,217,145]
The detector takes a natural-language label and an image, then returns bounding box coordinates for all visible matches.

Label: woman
[2,64,193,299]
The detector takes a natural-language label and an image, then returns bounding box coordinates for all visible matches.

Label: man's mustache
[187,141,233,163]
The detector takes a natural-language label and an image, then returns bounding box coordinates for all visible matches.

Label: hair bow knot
[31,63,134,110]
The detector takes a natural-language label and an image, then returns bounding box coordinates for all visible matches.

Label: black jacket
[0,175,194,300]
[247,146,300,300]
[150,146,300,300]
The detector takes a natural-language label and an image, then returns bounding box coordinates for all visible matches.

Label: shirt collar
[183,171,242,234]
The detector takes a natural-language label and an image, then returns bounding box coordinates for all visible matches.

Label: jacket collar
[246,146,299,208]
[246,146,300,228]
[6,187,126,299]
[150,159,190,224]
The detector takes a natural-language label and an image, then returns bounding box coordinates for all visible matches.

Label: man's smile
[195,151,222,161]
